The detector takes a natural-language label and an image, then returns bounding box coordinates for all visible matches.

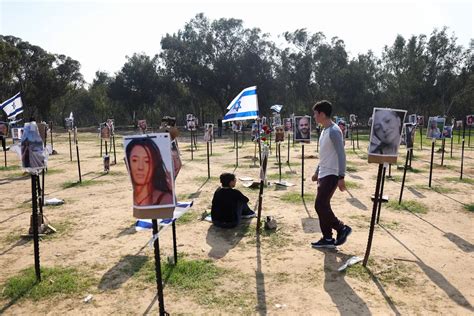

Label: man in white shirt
[311,100,352,248]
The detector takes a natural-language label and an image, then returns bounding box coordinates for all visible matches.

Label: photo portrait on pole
[204,123,214,142]
[138,120,147,134]
[21,121,47,172]
[467,114,474,126]
[409,114,417,124]
[100,123,111,140]
[275,126,284,142]
[0,121,8,137]
[124,133,176,219]
[284,118,292,132]
[405,123,416,149]
[442,124,453,139]
[426,117,445,139]
[294,116,311,142]
[368,108,406,163]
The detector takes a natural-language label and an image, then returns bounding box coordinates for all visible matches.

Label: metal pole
[420,126,423,150]
[151,219,166,315]
[256,179,264,233]
[172,221,178,265]
[441,138,445,167]
[68,131,72,161]
[399,150,410,204]
[460,122,466,180]
[450,134,453,159]
[363,164,384,267]
[49,121,54,153]
[112,134,117,165]
[31,174,41,281]
[376,165,386,224]
[235,133,239,167]
[286,133,290,163]
[301,144,304,197]
[429,140,435,187]
[207,141,210,179]
[278,142,282,183]
[76,130,82,183]
[190,131,194,160]
[356,125,359,149]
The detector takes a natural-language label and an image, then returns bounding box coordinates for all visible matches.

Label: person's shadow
[318,249,371,315]
[205,220,251,259]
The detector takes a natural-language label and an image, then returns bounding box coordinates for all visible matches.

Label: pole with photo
[151,219,167,315]
[75,127,82,183]
[301,144,305,197]
[286,133,290,164]
[68,129,72,161]
[429,138,435,187]
[398,150,411,204]
[441,138,445,167]
[207,141,210,179]
[376,164,387,224]
[460,118,466,180]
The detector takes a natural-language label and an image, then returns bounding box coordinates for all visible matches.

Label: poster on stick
[467,115,474,126]
[404,123,416,149]
[294,116,311,142]
[124,133,176,219]
[368,108,406,164]
[0,121,8,137]
[204,123,214,142]
[138,120,147,134]
[100,123,111,140]
[426,117,445,139]
[20,122,47,172]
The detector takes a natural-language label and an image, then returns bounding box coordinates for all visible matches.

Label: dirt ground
[0,128,473,315]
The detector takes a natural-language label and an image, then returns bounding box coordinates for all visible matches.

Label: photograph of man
[409,114,417,124]
[232,121,242,132]
[294,116,311,141]
[171,139,182,179]
[100,123,111,140]
[0,122,8,137]
[272,114,282,127]
[106,119,115,135]
[124,134,175,210]
[467,115,474,126]
[275,126,284,142]
[138,120,147,134]
[349,114,356,124]
[417,115,424,126]
[368,108,406,156]
[284,118,292,132]
[443,125,453,139]
[186,118,196,131]
[204,123,214,142]
[456,120,463,129]
[211,173,256,228]
[12,128,23,140]
[426,117,444,139]
[337,120,348,140]
[405,123,416,149]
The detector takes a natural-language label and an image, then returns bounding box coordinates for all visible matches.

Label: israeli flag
[270,104,283,113]
[135,201,193,231]
[0,92,23,119]
[223,86,259,122]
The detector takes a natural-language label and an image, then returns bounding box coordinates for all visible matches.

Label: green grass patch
[61,179,103,189]
[443,177,474,185]
[105,170,126,177]
[193,176,218,184]
[0,165,21,171]
[430,185,458,194]
[345,259,413,288]
[176,211,195,225]
[346,166,358,172]
[387,199,428,214]
[46,168,65,175]
[464,204,474,212]
[239,224,291,248]
[407,167,423,173]
[280,192,314,203]
[345,180,361,189]
[1,266,93,301]
[42,220,75,241]
[137,256,225,292]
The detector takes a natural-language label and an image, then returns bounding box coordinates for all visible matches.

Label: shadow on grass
[98,255,148,290]
[0,237,30,256]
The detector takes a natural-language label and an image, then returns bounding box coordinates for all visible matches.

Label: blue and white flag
[270,104,283,113]
[0,92,23,119]
[223,86,259,122]
[135,201,194,231]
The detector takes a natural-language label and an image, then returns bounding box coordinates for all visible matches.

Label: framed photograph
[284,118,293,132]
[275,126,284,142]
[442,124,453,139]
[21,122,46,171]
[232,121,242,132]
[12,127,23,140]
[161,116,176,127]
[251,121,259,141]
[426,117,445,139]
[467,115,474,127]
[65,118,74,131]
[456,120,463,129]
[138,120,147,133]
[349,114,357,124]
[404,123,416,149]
[408,114,417,124]
[400,125,406,146]
[0,122,8,137]
[368,108,407,164]
[337,120,348,139]
[186,117,196,131]
[171,139,182,179]
[100,123,111,140]
[294,116,311,142]
[204,123,214,142]
[272,114,281,128]
[124,133,176,219]
[106,119,115,135]
[417,115,424,126]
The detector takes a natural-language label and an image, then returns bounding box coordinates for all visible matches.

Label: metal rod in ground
[31,174,41,281]
[2,137,7,167]
[76,134,82,183]
[469,125,471,147]
[301,144,305,197]
[235,133,239,167]
[450,134,453,159]
[41,169,45,207]
[429,140,435,187]
[36,173,44,220]
[172,221,178,265]
[408,148,413,168]
[363,164,384,267]
[105,141,108,156]
[458,127,461,144]
[257,120,262,166]
[376,165,387,224]
[356,125,359,149]
[207,142,210,179]
[399,150,410,204]
[49,121,54,153]
[420,126,423,150]
[68,131,72,161]
[278,142,282,183]
[388,164,391,178]
[190,131,194,160]
[151,219,166,315]
[352,128,355,152]
[100,137,102,157]
[286,133,290,163]
[210,141,213,156]
[256,179,264,233]
[113,134,117,164]
[460,122,466,180]
[441,138,445,166]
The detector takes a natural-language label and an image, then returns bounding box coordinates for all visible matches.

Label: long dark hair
[126,138,172,193]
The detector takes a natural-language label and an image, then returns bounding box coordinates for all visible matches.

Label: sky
[1,0,472,84]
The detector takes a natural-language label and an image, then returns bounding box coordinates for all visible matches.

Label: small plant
[346,166,358,172]
[464,204,474,212]
[280,192,314,203]
[443,177,474,185]
[387,200,428,214]
[0,165,21,171]
[1,266,93,301]
[344,180,361,189]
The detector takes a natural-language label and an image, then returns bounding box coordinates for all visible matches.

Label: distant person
[295,116,310,140]
[126,138,173,206]
[369,110,403,155]
[311,100,351,248]
[211,173,255,228]
[217,118,223,137]
[337,120,347,144]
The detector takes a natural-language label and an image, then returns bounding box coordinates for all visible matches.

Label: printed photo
[65,117,74,131]
[251,121,259,141]
[405,123,416,149]
[204,123,214,142]
[426,117,445,139]
[368,108,406,158]
[456,120,463,129]
[12,127,23,140]
[186,116,196,131]
[467,115,474,126]
[260,146,269,181]
[138,120,147,133]
[284,118,293,132]
[294,116,311,142]
[408,114,417,124]
[100,123,111,140]
[171,139,182,179]
[442,125,453,139]
[272,114,281,128]
[275,126,285,142]
[106,119,115,135]
[0,122,8,137]
[124,133,176,218]
[349,114,357,124]
[21,122,46,170]
[417,115,424,126]
[232,121,242,132]
[337,120,348,139]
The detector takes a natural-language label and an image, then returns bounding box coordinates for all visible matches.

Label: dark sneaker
[241,210,256,219]
[311,238,336,249]
[335,225,352,246]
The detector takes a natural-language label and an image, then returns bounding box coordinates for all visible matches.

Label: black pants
[213,201,251,229]
[315,175,344,239]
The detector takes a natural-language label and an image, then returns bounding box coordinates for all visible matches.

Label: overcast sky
[1,0,472,84]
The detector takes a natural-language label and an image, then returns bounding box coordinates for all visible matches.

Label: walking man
[311,100,352,248]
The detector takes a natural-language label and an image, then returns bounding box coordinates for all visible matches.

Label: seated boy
[211,173,255,228]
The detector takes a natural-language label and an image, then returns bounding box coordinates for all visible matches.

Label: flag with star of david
[0,92,23,119]
[223,86,259,122]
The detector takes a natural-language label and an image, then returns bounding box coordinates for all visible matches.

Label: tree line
[1,13,472,128]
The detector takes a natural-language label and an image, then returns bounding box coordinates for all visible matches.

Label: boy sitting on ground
[211,173,255,228]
